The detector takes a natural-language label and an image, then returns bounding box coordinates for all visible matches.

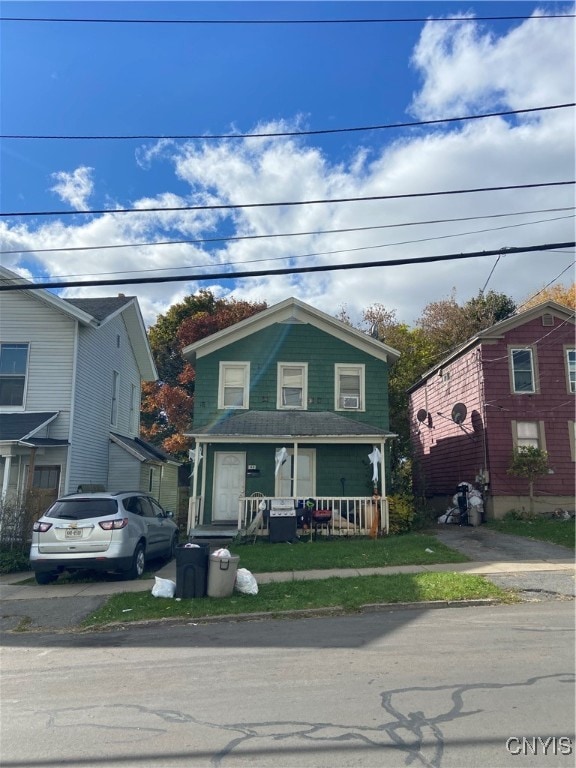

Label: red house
[408,302,575,519]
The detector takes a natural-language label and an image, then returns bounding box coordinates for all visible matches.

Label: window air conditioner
[342,395,359,409]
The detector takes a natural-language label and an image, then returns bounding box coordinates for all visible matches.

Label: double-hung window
[510,348,536,393]
[219,362,249,409]
[278,363,307,409]
[111,370,120,426]
[335,364,364,410]
[0,343,29,407]
[513,420,543,450]
[566,348,576,393]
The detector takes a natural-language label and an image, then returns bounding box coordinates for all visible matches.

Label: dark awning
[0,412,59,442]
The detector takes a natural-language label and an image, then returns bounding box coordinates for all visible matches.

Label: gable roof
[408,300,575,392]
[182,297,400,364]
[186,410,395,443]
[110,433,181,465]
[65,296,135,321]
[0,266,157,381]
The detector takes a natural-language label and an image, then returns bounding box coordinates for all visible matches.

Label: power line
[2,181,573,219]
[3,103,573,140]
[0,242,572,292]
[2,206,573,256]
[1,14,573,24]
[8,214,574,282]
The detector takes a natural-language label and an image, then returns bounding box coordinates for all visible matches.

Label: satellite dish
[416,409,428,423]
[369,323,379,339]
[451,403,468,424]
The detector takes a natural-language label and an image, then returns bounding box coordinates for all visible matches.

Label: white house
[0,265,180,515]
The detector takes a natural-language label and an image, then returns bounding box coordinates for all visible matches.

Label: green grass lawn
[82,571,511,628]
[486,519,575,549]
[232,534,468,573]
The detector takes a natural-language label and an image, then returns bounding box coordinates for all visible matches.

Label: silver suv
[29,491,179,584]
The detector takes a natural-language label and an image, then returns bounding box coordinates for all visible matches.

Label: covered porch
[185,410,395,539]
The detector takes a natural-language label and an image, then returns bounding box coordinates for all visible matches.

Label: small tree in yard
[508,446,549,515]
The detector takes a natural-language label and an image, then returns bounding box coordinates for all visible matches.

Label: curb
[73,597,503,634]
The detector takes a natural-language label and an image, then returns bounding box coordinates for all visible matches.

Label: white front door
[276,449,316,498]
[213,452,246,522]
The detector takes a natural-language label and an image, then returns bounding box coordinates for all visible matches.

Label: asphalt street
[1,601,574,768]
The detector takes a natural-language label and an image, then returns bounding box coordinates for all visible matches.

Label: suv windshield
[46,499,118,520]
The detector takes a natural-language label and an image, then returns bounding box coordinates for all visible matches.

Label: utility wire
[2,206,573,256]
[1,14,573,24]
[8,214,574,282]
[2,181,573,219]
[3,103,573,140]
[0,242,572,292]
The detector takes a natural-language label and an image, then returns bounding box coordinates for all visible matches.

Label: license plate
[65,528,83,538]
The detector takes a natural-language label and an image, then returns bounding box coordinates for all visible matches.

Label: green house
[182,298,400,537]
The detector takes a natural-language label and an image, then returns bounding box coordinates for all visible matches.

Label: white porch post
[380,439,388,533]
[1,455,12,502]
[187,442,202,534]
[292,442,299,498]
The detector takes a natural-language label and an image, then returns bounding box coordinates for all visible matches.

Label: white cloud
[49,166,95,210]
[2,13,574,329]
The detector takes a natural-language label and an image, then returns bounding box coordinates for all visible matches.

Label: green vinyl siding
[193,322,390,429]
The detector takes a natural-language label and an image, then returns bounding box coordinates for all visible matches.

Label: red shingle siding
[410,307,575,514]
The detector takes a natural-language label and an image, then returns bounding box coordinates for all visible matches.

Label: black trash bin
[175,544,209,598]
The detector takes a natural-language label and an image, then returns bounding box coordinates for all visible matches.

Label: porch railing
[237,496,389,537]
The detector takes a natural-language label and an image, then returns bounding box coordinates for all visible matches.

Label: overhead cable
[2,206,573,256]
[0,242,572,292]
[2,181,573,219]
[1,14,574,24]
[3,103,573,140]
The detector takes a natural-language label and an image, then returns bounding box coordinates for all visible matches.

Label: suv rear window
[46,499,118,520]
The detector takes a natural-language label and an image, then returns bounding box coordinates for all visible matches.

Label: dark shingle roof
[0,412,58,441]
[191,411,394,438]
[110,433,180,464]
[65,296,135,321]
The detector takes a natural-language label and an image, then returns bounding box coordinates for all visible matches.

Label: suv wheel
[35,571,58,585]
[125,543,146,580]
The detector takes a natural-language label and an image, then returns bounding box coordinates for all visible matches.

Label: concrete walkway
[1,527,573,631]
[1,555,574,600]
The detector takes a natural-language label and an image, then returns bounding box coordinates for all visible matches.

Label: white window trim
[218,362,250,410]
[111,370,120,426]
[564,347,576,394]
[277,362,308,410]
[512,420,546,452]
[335,363,365,412]
[509,346,538,394]
[129,383,139,434]
[569,421,576,462]
[0,342,30,410]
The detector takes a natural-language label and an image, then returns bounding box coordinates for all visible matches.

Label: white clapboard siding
[69,313,142,492]
[0,291,75,440]
[108,441,141,492]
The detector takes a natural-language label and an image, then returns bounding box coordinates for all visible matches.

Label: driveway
[433,524,574,562]
[433,525,575,601]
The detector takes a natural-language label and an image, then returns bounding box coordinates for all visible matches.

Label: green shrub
[388,494,415,534]
[0,548,30,574]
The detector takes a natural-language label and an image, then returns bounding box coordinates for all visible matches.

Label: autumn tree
[141,291,267,456]
[518,282,575,312]
[416,289,516,359]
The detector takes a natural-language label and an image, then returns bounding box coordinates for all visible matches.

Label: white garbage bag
[212,548,231,558]
[151,576,176,598]
[235,568,258,595]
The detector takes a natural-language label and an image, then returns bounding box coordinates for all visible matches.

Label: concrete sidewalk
[1,557,574,601]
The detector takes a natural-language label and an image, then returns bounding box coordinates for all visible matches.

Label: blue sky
[1,2,574,327]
